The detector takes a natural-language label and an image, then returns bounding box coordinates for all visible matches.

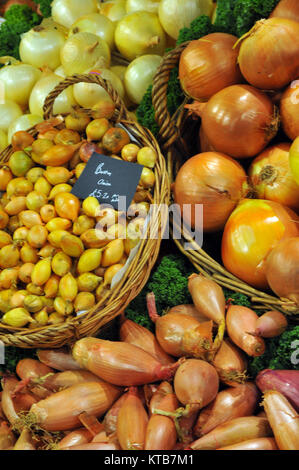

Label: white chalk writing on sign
[95,162,112,176]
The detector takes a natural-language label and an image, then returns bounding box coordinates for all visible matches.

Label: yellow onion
[115,11,166,61]
[69,13,116,50]
[73,68,124,107]
[51,0,98,28]
[0,63,41,108]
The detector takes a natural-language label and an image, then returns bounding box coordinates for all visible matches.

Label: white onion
[126,0,160,14]
[40,17,69,35]
[110,65,127,82]
[99,0,127,23]
[51,0,98,29]
[73,69,125,107]
[0,101,23,133]
[124,54,162,104]
[7,114,43,144]
[69,13,116,50]
[60,32,110,76]
[0,130,8,153]
[158,0,214,39]
[54,66,67,78]
[29,73,77,117]
[0,64,41,108]
[115,11,166,61]
[19,26,66,71]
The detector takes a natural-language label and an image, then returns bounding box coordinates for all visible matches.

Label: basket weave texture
[152,44,299,316]
[0,74,169,348]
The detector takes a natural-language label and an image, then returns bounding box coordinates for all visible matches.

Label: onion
[54,66,66,79]
[289,136,299,186]
[30,381,121,432]
[126,0,160,14]
[0,101,22,133]
[117,387,148,450]
[199,85,278,159]
[99,0,127,23]
[1,377,21,425]
[73,69,124,108]
[248,143,299,212]
[8,114,43,144]
[13,428,36,451]
[255,311,288,338]
[61,33,110,76]
[265,237,299,305]
[217,437,278,450]
[0,130,8,152]
[51,0,98,29]
[179,33,242,101]
[194,383,259,437]
[29,73,77,117]
[124,55,162,105]
[167,304,209,323]
[114,11,166,61]
[256,370,299,412]
[212,338,248,387]
[263,391,299,450]
[174,359,219,410]
[280,80,299,140]
[173,152,248,232]
[19,26,66,71]
[72,337,180,386]
[69,13,116,50]
[237,18,299,90]
[119,317,174,365]
[103,393,127,435]
[199,126,215,153]
[38,370,105,393]
[270,0,299,22]
[63,442,120,450]
[0,64,41,108]
[226,305,265,357]
[37,348,81,371]
[0,423,16,450]
[58,428,93,449]
[190,416,272,450]
[16,358,54,383]
[158,0,214,40]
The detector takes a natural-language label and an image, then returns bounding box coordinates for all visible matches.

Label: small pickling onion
[173,152,248,232]
[265,237,299,305]
[73,69,124,108]
[124,55,162,105]
[179,33,242,101]
[237,18,299,90]
[158,0,214,40]
[280,80,299,140]
[51,0,98,29]
[114,11,166,62]
[199,85,278,159]
[270,0,299,22]
[69,13,116,50]
[0,63,41,108]
[60,33,111,76]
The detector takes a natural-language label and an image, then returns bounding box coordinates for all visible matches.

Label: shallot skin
[256,369,299,411]
[226,305,265,357]
[216,437,278,450]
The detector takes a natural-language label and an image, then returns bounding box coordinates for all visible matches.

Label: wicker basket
[0,74,169,348]
[152,44,299,317]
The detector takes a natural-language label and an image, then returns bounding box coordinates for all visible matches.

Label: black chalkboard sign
[71,153,144,211]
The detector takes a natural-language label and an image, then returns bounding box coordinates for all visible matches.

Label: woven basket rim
[0,73,170,348]
[152,45,299,316]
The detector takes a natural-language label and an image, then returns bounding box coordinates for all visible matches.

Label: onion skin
[265,237,299,305]
[174,359,219,409]
[200,85,278,159]
[0,422,16,450]
[173,151,248,231]
[117,387,148,450]
[270,0,299,22]
[62,442,120,450]
[179,33,242,101]
[190,417,272,450]
[37,348,81,371]
[194,383,259,437]
[72,337,180,386]
[255,311,288,338]
[226,305,265,357]
[13,428,36,451]
[280,81,299,141]
[119,318,174,365]
[58,429,93,449]
[38,370,104,393]
[256,369,299,412]
[16,359,54,381]
[1,377,20,425]
[188,274,225,326]
[238,18,299,90]
[167,304,209,323]
[103,394,127,435]
[145,382,178,450]
[212,338,248,387]
[30,381,121,432]
[263,390,299,450]
[217,437,278,450]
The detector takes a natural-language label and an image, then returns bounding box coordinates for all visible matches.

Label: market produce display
[0,0,298,453]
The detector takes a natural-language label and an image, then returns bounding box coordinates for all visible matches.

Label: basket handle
[43,73,129,121]
[152,42,189,151]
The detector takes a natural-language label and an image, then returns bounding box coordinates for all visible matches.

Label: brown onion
[37,348,81,371]
[179,33,242,101]
[217,437,278,450]
[238,18,299,90]
[199,85,278,159]
[117,387,148,450]
[226,305,265,357]
[72,337,180,386]
[270,0,299,22]
[173,151,248,231]
[199,126,215,153]
[119,318,174,365]
[194,383,259,437]
[280,80,299,140]
[255,310,288,338]
[212,338,248,386]
[265,237,299,305]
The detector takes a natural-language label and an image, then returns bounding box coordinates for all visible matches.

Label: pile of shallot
[0,274,298,451]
